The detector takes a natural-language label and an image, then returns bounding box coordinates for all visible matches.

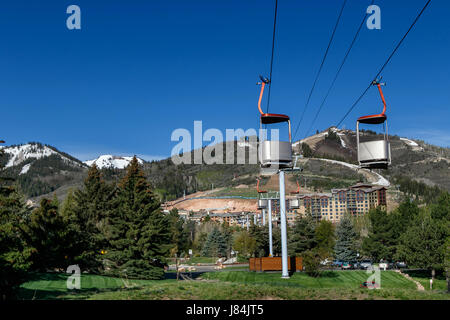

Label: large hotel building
[272,183,387,224]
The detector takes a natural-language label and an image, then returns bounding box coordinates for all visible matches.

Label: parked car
[379,262,388,270]
[351,261,360,269]
[341,262,352,270]
[395,261,407,269]
[359,260,373,270]
[332,260,343,268]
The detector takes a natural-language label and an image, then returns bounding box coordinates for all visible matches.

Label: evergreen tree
[105,157,171,280]
[301,143,313,158]
[430,192,450,221]
[201,227,227,257]
[249,223,269,257]
[334,215,358,261]
[221,222,234,259]
[28,198,69,271]
[64,165,113,272]
[362,207,396,262]
[167,208,189,257]
[0,187,34,299]
[288,215,317,256]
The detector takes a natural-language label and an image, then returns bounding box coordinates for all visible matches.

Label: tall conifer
[105,157,171,279]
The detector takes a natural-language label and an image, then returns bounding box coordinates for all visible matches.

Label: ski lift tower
[257,76,302,278]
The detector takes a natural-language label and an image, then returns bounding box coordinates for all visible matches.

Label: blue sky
[0,0,448,161]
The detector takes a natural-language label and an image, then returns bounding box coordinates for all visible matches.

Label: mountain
[0,130,448,205]
[0,143,87,199]
[84,155,144,169]
[292,127,450,192]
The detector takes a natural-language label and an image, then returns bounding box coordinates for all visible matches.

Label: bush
[303,249,326,278]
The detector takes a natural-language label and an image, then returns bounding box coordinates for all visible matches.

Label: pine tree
[0,187,34,299]
[167,208,189,256]
[334,215,358,261]
[105,157,171,279]
[362,207,395,262]
[201,227,227,258]
[249,223,269,257]
[64,165,113,272]
[288,215,317,256]
[28,198,69,271]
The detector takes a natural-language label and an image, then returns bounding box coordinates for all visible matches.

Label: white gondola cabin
[356,80,391,170]
[257,76,293,169]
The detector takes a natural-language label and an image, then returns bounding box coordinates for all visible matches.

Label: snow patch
[400,138,423,151]
[84,155,144,169]
[1,144,80,168]
[400,138,419,147]
[20,163,31,175]
[336,133,347,148]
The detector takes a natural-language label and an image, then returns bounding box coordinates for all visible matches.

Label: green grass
[403,270,448,291]
[203,270,417,290]
[17,273,164,300]
[16,271,449,300]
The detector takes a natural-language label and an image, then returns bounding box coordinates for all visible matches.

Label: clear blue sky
[0,0,448,161]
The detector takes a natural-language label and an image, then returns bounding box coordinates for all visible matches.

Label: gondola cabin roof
[357,114,387,124]
[260,113,290,124]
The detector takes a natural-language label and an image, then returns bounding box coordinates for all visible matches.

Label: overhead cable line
[292,0,347,139]
[302,0,374,140]
[335,0,432,128]
[266,0,278,113]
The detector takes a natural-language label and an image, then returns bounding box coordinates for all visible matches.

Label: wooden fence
[249,257,303,272]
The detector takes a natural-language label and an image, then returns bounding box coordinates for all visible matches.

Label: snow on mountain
[0,143,82,168]
[400,138,423,151]
[84,155,144,169]
[20,163,31,175]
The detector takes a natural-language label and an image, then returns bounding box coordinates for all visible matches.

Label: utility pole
[279,171,289,278]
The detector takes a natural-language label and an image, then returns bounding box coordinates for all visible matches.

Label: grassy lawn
[17,273,162,300]
[203,270,417,290]
[16,271,450,300]
[403,270,448,291]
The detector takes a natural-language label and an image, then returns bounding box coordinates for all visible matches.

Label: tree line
[0,157,188,299]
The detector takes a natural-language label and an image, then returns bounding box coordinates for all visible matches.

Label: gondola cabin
[257,199,268,210]
[356,80,391,170]
[257,76,293,169]
[259,114,293,169]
